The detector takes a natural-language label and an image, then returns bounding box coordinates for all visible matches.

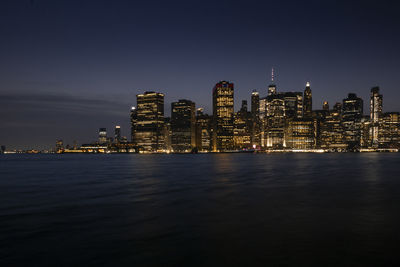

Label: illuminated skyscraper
[251,90,261,147]
[195,108,212,152]
[283,92,303,118]
[261,88,303,148]
[114,126,121,143]
[319,105,346,151]
[379,112,400,148]
[259,97,267,147]
[313,108,329,148]
[163,117,172,152]
[285,118,316,149]
[370,86,383,147]
[361,116,371,148]
[134,91,165,152]
[130,106,137,144]
[98,128,107,144]
[342,93,363,150]
[233,100,252,149]
[251,90,260,116]
[265,93,285,148]
[212,81,234,151]
[303,82,312,118]
[171,99,196,152]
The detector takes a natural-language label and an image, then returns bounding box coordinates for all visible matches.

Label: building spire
[271,67,274,82]
[268,67,277,95]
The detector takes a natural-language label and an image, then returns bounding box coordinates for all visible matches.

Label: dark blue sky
[1,0,400,149]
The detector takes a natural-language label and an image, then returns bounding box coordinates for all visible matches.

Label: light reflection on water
[0,153,400,266]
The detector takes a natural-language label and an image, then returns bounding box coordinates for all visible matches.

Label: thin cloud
[0,92,131,117]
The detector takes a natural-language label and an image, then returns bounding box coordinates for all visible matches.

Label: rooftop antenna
[271,68,274,83]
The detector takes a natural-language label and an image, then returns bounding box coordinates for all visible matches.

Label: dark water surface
[1,153,400,266]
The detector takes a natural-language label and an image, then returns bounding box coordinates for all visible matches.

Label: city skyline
[1,76,400,150]
[1,0,400,149]
[2,77,399,153]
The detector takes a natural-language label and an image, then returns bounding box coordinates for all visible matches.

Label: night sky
[1,0,400,149]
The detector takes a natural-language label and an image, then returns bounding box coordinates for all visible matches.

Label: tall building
[195,108,212,152]
[98,128,107,144]
[343,93,363,119]
[233,100,252,149]
[319,106,346,151]
[251,90,260,116]
[283,92,303,118]
[361,116,371,148]
[303,82,312,118]
[285,118,316,149]
[251,90,261,147]
[171,99,196,152]
[134,91,165,152]
[379,112,400,148]
[114,126,121,143]
[163,117,172,152]
[342,93,363,150]
[370,86,383,147]
[212,81,234,151]
[130,106,137,144]
[259,97,267,147]
[265,93,285,148]
[0,145,5,154]
[313,108,329,148]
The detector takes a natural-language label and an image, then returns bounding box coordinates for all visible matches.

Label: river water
[1,153,400,266]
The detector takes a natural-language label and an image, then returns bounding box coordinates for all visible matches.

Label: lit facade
[379,112,400,148]
[283,92,303,119]
[319,108,346,150]
[260,89,303,148]
[114,126,121,143]
[163,117,172,152]
[361,117,371,148]
[212,81,234,151]
[233,100,252,149]
[130,107,137,144]
[303,82,312,118]
[285,118,316,149]
[342,93,363,150]
[98,128,107,144]
[134,91,165,152]
[171,99,196,152]
[259,97,267,147]
[265,94,285,148]
[251,90,261,147]
[370,87,383,147]
[195,108,212,152]
[268,83,277,96]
